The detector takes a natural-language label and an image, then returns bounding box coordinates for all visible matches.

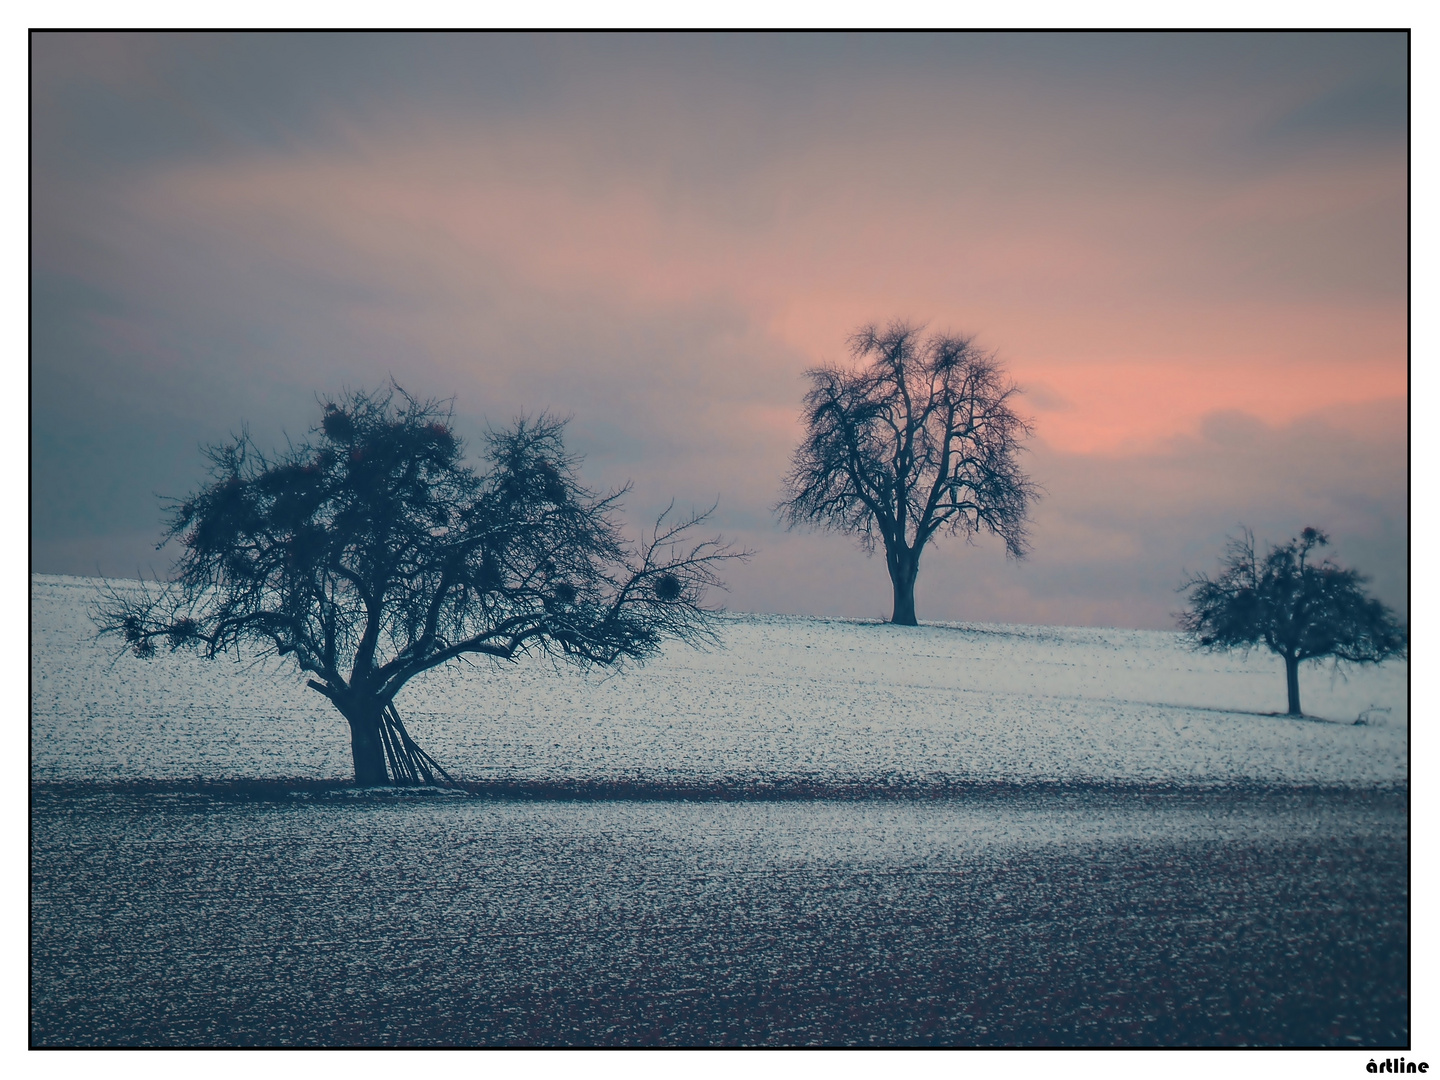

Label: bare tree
[96,385,747,786]
[777,321,1038,625]
[1178,527,1406,716]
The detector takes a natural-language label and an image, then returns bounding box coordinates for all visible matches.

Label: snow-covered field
[31,574,1410,1045]
[31,574,1407,787]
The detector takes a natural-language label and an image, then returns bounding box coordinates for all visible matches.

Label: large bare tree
[96,385,745,786]
[778,322,1038,625]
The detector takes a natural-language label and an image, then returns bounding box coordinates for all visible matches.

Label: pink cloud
[35,45,1405,626]
[134,115,1403,455]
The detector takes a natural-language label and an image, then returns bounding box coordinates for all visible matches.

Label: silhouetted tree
[96,386,745,786]
[1178,527,1406,716]
[777,321,1038,625]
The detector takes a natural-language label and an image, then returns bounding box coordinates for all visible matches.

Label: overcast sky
[30,31,1407,627]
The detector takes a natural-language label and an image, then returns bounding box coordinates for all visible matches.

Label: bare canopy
[777,321,1038,625]
[96,385,746,785]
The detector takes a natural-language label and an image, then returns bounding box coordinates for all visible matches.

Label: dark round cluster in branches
[654,573,683,602]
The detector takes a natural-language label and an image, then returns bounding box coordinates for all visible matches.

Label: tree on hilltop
[96,385,746,786]
[777,321,1038,625]
[1178,526,1406,716]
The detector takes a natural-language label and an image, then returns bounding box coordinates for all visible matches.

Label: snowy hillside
[31,575,1407,786]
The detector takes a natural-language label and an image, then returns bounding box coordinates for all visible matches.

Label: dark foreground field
[31,782,1407,1047]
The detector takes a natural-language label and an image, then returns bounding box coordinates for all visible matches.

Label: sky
[29,31,1409,628]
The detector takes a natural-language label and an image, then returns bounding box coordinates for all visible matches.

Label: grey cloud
[678,401,1407,629]
[1006,403,1406,626]
[30,33,1408,630]
[32,33,1407,184]
[1020,382,1073,413]
[1265,76,1408,144]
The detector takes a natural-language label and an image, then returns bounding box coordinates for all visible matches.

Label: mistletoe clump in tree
[97,386,744,786]
[1178,527,1406,717]
[777,321,1038,625]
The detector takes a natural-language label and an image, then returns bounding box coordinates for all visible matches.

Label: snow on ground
[31,574,1407,786]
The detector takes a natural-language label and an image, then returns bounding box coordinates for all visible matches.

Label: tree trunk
[330,693,456,787]
[1284,654,1302,716]
[888,548,920,626]
[345,703,390,786]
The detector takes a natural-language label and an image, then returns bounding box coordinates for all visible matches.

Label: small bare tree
[777,321,1038,625]
[96,385,746,786]
[1178,526,1406,716]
